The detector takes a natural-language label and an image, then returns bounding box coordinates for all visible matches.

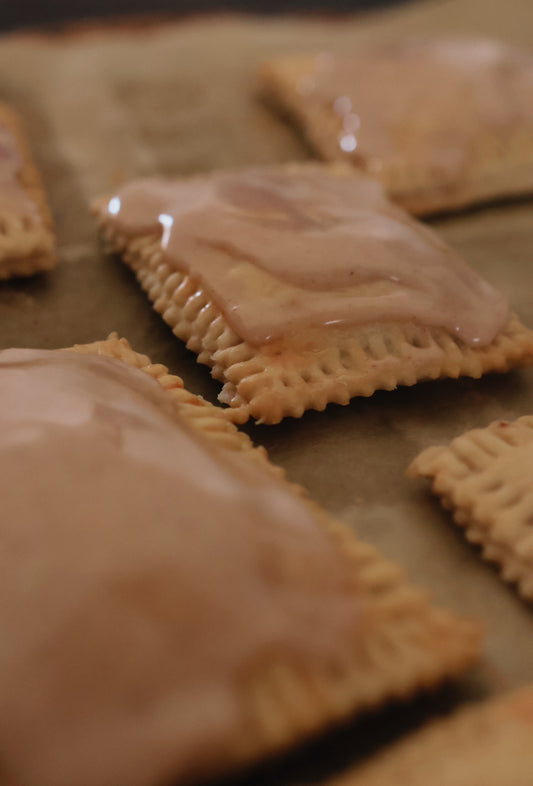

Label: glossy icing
[0,124,41,221]
[105,166,509,347]
[0,348,363,786]
[297,38,533,180]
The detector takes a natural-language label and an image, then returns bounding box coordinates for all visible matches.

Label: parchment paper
[0,0,532,782]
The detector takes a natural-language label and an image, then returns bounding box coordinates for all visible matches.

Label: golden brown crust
[93,198,533,425]
[259,56,533,217]
[0,102,56,280]
[328,686,533,786]
[66,336,481,783]
[408,415,533,600]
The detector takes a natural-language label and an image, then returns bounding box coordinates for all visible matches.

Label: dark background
[2,0,407,32]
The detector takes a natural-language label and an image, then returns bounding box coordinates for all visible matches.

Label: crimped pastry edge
[93,196,533,425]
[408,415,533,600]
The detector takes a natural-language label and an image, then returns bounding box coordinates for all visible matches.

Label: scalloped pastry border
[94,201,533,425]
[409,415,533,600]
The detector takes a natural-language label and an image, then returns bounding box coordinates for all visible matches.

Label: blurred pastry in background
[260,38,533,215]
[327,685,533,786]
[0,102,56,279]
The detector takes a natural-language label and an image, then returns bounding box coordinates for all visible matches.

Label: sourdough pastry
[0,103,56,279]
[0,336,480,786]
[408,415,533,600]
[260,37,533,215]
[93,163,533,424]
[328,686,533,786]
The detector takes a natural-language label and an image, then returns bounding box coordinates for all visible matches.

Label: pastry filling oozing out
[0,348,364,786]
[105,165,508,347]
[0,122,41,222]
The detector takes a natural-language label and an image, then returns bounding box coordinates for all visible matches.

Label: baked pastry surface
[94,164,533,424]
[0,336,480,786]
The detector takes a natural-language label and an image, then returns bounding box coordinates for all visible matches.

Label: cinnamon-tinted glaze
[105,166,508,347]
[0,349,364,786]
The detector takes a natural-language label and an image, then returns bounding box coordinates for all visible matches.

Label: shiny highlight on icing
[104,166,509,348]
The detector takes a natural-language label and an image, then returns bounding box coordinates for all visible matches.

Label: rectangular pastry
[408,415,533,600]
[259,38,533,215]
[0,335,480,786]
[0,102,56,279]
[93,163,533,424]
[328,686,533,786]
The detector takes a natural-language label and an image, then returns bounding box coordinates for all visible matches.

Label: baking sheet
[0,0,532,782]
